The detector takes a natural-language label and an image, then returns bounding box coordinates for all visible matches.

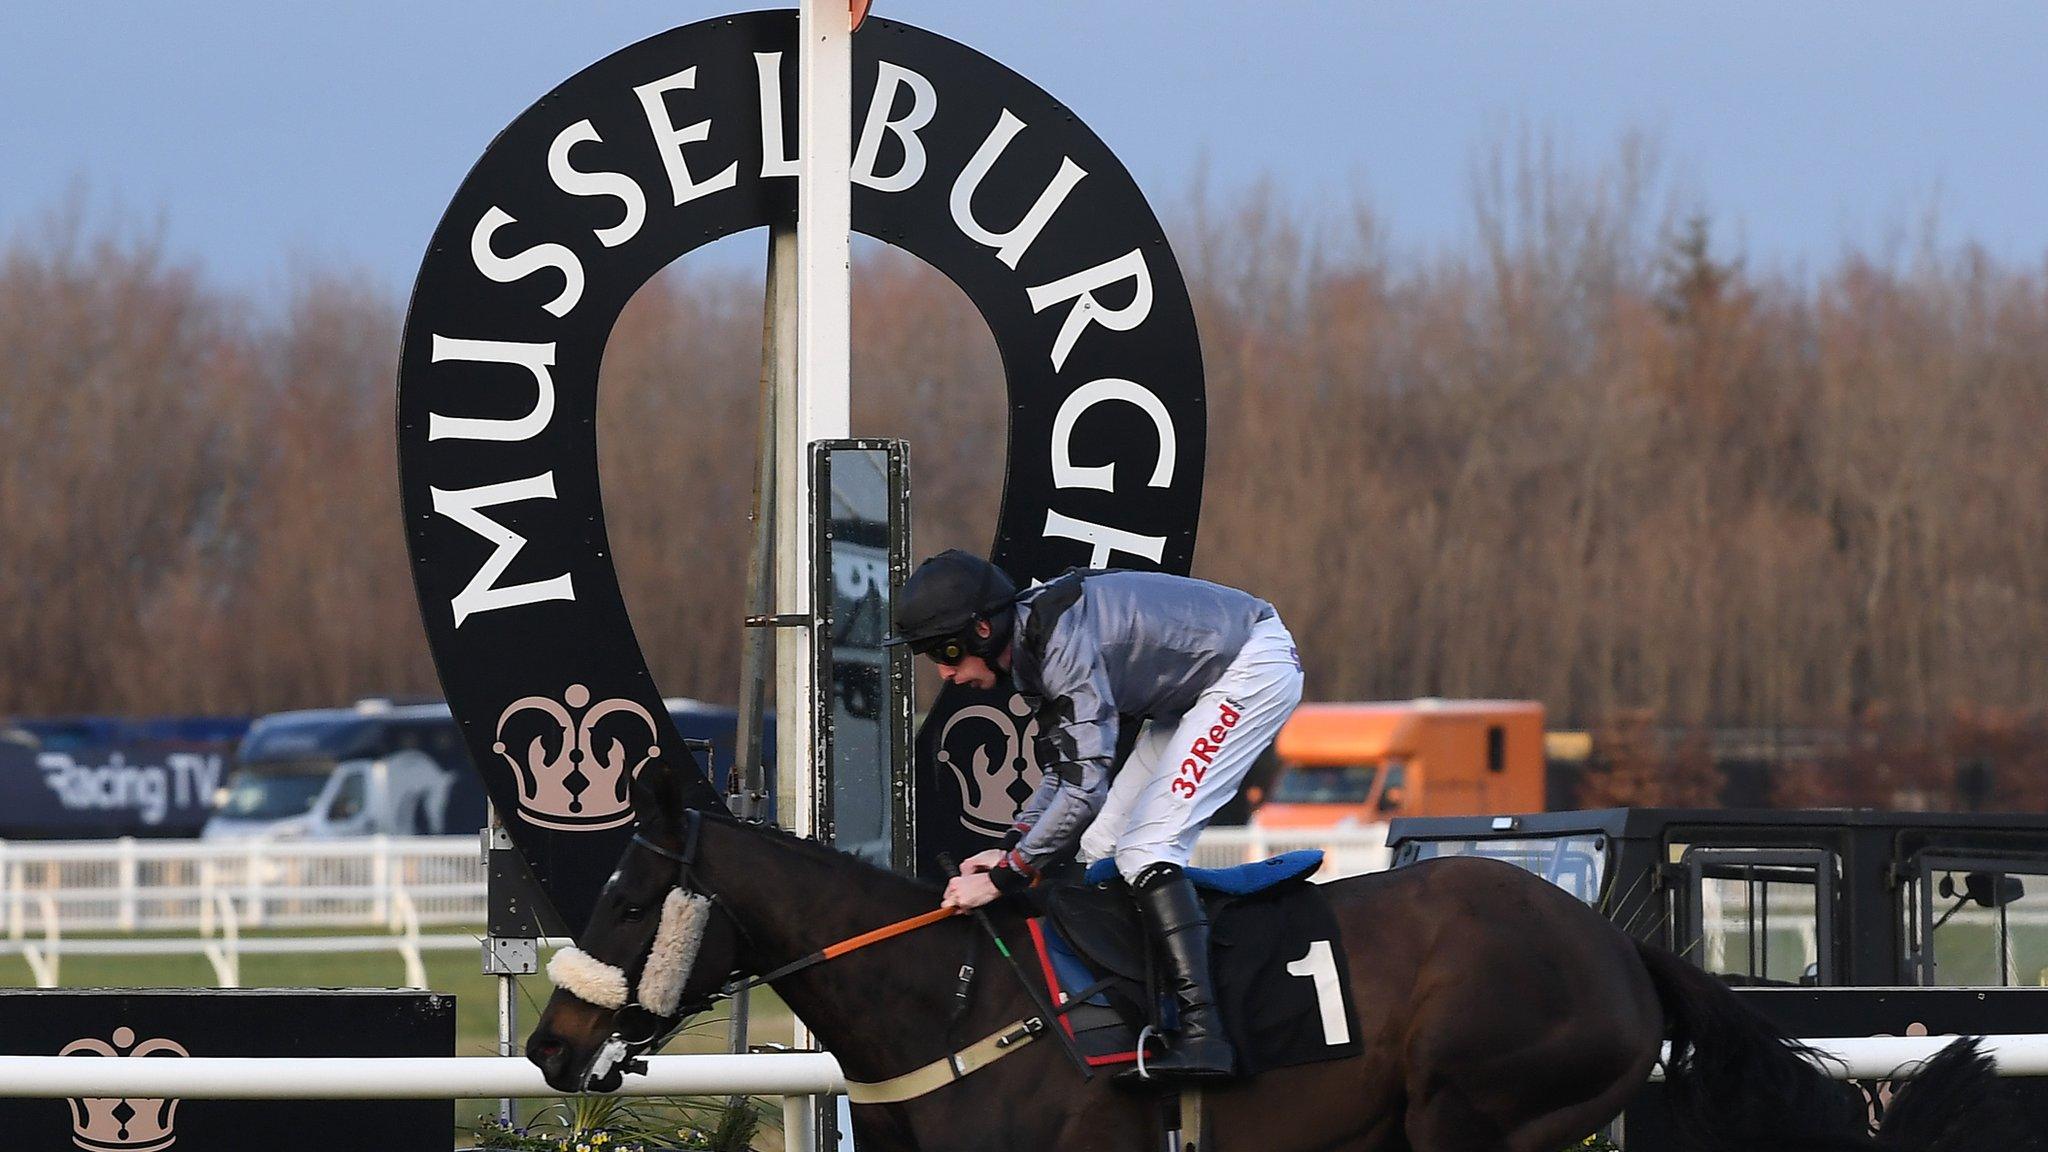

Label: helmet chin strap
[966,605,1014,661]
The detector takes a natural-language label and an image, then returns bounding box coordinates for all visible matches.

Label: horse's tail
[1633,939,2028,1152]
[1868,1038,2039,1152]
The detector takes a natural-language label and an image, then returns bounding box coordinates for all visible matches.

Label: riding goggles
[912,632,972,666]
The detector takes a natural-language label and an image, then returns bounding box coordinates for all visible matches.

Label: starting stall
[1388,808,2048,1142]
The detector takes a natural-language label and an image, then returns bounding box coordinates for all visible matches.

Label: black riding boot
[1119,863,1236,1083]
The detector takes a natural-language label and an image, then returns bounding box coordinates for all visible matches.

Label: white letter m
[430,473,577,627]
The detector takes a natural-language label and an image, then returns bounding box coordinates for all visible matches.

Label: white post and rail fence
[0,835,487,988]
[0,827,1392,990]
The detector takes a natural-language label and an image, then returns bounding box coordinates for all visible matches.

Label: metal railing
[0,836,485,988]
[0,826,1387,943]
[1188,823,1392,877]
[0,827,1388,989]
[0,835,486,937]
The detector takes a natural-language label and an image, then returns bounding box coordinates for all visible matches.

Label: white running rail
[0,1052,847,1099]
[0,1034,2044,1101]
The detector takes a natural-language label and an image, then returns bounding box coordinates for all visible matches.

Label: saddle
[1029,852,1361,1077]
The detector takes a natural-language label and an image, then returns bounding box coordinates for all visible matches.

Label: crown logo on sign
[937,692,1045,837]
[494,685,660,831]
[60,1027,189,1152]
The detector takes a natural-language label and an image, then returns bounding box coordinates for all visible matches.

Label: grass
[0,926,795,1145]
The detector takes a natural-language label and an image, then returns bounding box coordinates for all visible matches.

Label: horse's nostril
[535,1039,562,1059]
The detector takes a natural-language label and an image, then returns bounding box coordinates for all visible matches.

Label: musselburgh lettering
[418,29,1186,618]
[398,10,1205,927]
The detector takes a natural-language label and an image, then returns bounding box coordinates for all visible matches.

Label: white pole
[6,848,21,941]
[789,7,854,1146]
[116,837,138,932]
[797,0,853,449]
[0,1053,847,1100]
[781,1094,818,1152]
[780,0,855,845]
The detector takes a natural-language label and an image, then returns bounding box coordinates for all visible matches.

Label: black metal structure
[810,439,915,874]
[1391,809,2048,1145]
[1389,808,2048,989]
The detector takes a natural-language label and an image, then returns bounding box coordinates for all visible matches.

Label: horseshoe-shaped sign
[398,11,1204,931]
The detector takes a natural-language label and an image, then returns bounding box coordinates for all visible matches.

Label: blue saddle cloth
[1081,849,1324,894]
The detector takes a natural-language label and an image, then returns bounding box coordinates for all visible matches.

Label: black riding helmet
[883,549,1018,662]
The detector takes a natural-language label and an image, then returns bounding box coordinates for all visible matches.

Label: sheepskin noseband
[548,943,629,1010]
[548,890,714,1016]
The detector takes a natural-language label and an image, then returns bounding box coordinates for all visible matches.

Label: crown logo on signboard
[937,692,1044,837]
[60,1026,189,1152]
[495,685,660,831]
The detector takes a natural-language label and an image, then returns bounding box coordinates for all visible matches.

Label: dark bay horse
[528,757,2022,1151]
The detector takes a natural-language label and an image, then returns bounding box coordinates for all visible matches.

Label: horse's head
[526,756,745,1092]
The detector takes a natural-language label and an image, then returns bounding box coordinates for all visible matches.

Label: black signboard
[399,11,1204,927]
[0,989,452,1152]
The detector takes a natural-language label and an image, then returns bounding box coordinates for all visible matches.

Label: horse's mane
[688,805,944,901]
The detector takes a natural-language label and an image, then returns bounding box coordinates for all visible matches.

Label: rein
[701,873,1060,1105]
[616,817,965,1007]
[723,905,960,996]
[568,812,1059,1102]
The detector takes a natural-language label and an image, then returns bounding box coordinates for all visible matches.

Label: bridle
[550,808,961,1089]
[546,808,725,1087]
[547,808,1071,1102]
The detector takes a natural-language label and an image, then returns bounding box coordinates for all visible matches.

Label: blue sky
[4,2,2044,299]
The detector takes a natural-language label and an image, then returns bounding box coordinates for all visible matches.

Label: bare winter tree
[3,136,2043,815]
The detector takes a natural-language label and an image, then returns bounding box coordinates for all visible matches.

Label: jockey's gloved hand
[959,849,1005,875]
[987,861,1031,895]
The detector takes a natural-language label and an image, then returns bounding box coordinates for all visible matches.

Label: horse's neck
[698,817,934,953]
[698,819,1013,1076]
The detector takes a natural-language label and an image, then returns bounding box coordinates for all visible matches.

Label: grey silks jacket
[1004,568,1277,869]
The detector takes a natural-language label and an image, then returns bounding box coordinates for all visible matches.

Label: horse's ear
[630,756,688,833]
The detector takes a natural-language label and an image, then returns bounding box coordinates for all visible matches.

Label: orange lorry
[1249,699,1546,829]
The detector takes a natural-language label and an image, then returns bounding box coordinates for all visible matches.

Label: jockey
[888,549,1305,1082]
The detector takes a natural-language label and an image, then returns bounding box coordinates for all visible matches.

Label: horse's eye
[621,905,646,922]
